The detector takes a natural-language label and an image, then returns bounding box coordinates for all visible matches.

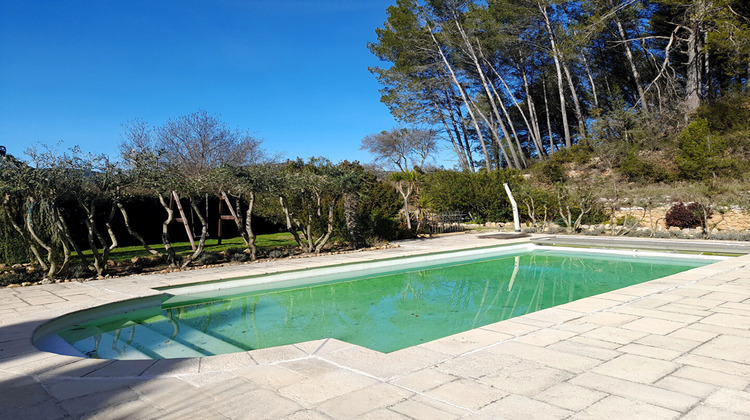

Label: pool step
[73,327,202,360]
[128,322,210,358]
[141,316,247,356]
[103,338,153,360]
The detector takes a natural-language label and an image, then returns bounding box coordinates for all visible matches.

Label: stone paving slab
[2,233,750,419]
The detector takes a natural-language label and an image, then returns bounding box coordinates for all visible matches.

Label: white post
[503,183,521,233]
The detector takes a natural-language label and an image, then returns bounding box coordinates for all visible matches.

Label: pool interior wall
[33,244,729,360]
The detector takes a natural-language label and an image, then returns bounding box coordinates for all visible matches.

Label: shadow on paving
[0,319,206,419]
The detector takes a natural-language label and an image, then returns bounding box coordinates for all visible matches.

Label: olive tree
[211,164,274,260]
[71,153,126,276]
[0,146,85,278]
[120,111,267,267]
[277,159,343,254]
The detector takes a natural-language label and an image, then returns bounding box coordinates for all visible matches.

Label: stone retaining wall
[477,205,750,234]
[613,206,750,231]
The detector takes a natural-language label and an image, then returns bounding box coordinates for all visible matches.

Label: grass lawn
[88,232,298,262]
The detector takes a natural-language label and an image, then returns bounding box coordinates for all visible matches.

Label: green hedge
[423,169,522,222]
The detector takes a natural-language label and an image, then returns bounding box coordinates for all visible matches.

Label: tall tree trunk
[542,78,556,152]
[454,20,523,169]
[704,30,712,100]
[494,62,545,157]
[685,26,702,113]
[581,52,600,110]
[540,3,572,147]
[451,99,477,171]
[496,91,528,167]
[473,104,514,170]
[519,65,547,156]
[427,24,492,171]
[561,58,588,138]
[435,101,471,171]
[615,18,648,112]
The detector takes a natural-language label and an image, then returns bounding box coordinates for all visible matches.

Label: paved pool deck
[2,233,750,419]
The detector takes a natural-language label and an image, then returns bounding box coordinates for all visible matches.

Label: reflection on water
[61,250,707,358]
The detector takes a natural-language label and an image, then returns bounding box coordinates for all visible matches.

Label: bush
[197,252,220,265]
[676,119,729,180]
[422,169,521,221]
[665,202,711,229]
[534,160,566,184]
[358,179,406,241]
[549,145,593,165]
[614,215,639,227]
[620,150,663,182]
[268,249,289,259]
[695,92,750,133]
[0,219,29,265]
[224,248,250,262]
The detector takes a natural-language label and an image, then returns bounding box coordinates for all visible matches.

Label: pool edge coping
[16,234,748,377]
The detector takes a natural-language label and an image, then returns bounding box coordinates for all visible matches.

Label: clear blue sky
[0,0,398,163]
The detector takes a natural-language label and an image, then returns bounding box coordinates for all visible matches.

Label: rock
[21,282,31,287]
[26,266,35,274]
[39,278,52,285]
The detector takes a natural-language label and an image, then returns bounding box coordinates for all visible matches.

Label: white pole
[503,183,521,233]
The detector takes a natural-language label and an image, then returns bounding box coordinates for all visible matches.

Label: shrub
[614,215,639,227]
[224,248,250,262]
[197,252,220,265]
[0,216,29,265]
[534,160,566,184]
[676,119,729,180]
[422,170,520,222]
[619,150,663,182]
[695,91,750,133]
[230,252,250,262]
[665,202,711,229]
[268,249,289,259]
[549,145,593,165]
[358,179,406,241]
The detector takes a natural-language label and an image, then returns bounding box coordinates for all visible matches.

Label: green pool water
[54,247,717,359]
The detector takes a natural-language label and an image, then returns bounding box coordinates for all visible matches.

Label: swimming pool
[34,244,727,359]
